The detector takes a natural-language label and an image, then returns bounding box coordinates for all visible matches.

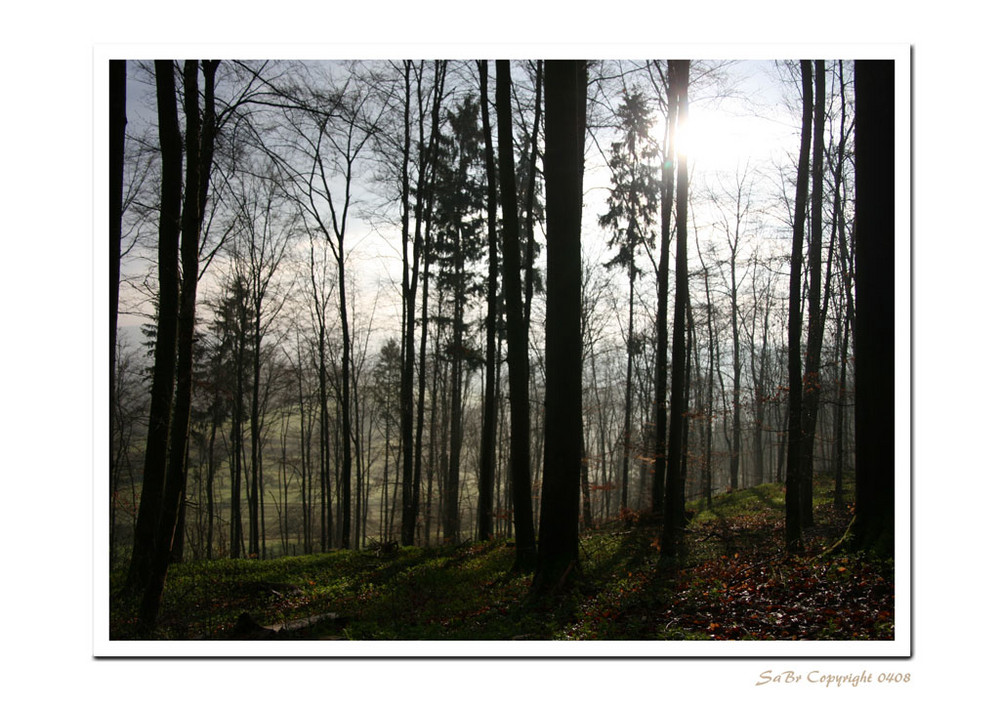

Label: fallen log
[230,611,347,640]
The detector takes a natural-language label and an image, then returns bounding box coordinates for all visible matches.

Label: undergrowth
[110,475,893,641]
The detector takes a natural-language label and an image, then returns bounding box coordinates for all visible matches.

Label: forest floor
[110,476,894,641]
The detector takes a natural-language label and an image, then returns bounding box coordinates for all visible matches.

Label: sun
[674,116,698,162]
[655,101,788,176]
[652,107,707,168]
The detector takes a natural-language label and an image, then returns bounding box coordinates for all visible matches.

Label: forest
[108,57,896,641]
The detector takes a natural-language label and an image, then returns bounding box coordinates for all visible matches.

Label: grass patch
[111,475,891,641]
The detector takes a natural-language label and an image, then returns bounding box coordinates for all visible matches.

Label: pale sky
[116,58,823,360]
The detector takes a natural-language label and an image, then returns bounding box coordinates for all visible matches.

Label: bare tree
[227,164,293,558]
[273,67,385,549]
[110,59,127,560]
[660,59,691,562]
[391,60,448,546]
[476,60,499,542]
[533,59,586,592]
[784,60,813,554]
[800,60,826,527]
[830,60,855,509]
[140,59,219,628]
[852,59,894,557]
[693,223,720,506]
[649,59,677,516]
[496,59,538,570]
[125,60,183,596]
[713,165,755,492]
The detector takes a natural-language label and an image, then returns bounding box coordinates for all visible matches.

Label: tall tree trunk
[140,60,218,628]
[126,59,183,594]
[681,291,696,512]
[496,60,537,571]
[727,221,743,493]
[800,60,826,528]
[399,61,417,546]
[415,248,434,546]
[697,236,716,507]
[230,321,246,558]
[411,69,442,544]
[651,62,677,516]
[775,387,789,485]
[336,252,352,549]
[298,346,313,553]
[425,294,445,545]
[306,98,368,551]
[248,315,261,557]
[381,402,391,541]
[831,59,853,512]
[589,343,610,523]
[660,60,691,562]
[110,60,126,528]
[408,60,447,546]
[477,60,499,542]
[522,60,543,328]
[318,326,330,550]
[170,443,189,564]
[205,412,218,559]
[749,275,771,488]
[437,335,451,544]
[620,263,636,512]
[852,60,894,557]
[533,59,586,593]
[353,362,365,549]
[784,60,813,554]
[833,314,849,509]
[443,224,465,544]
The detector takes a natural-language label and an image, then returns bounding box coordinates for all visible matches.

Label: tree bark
[205,411,218,559]
[852,60,894,557]
[620,262,636,512]
[697,236,716,507]
[651,61,677,515]
[398,61,418,546]
[726,180,746,493]
[660,60,690,562]
[410,60,447,547]
[477,60,499,542]
[230,296,247,558]
[313,271,331,551]
[496,60,537,571]
[110,58,126,452]
[784,60,813,554]
[442,207,465,545]
[831,60,853,511]
[522,61,543,328]
[126,59,183,594]
[140,59,218,628]
[800,60,826,528]
[248,309,261,556]
[110,59,127,560]
[533,60,586,592]
[748,264,772,488]
[337,249,352,550]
